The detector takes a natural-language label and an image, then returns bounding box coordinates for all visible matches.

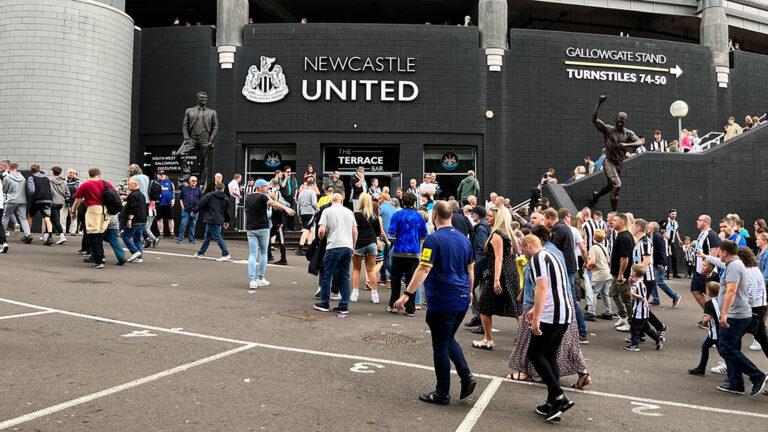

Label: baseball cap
[255,179,270,187]
[157,170,166,175]
[468,206,486,218]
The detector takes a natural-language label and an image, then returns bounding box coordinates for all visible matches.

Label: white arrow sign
[122,330,157,337]
[631,401,663,416]
[669,65,683,78]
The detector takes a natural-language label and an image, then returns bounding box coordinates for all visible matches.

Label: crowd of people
[3,158,768,421]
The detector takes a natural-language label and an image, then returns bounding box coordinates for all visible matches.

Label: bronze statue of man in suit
[177,91,218,185]
[589,93,642,212]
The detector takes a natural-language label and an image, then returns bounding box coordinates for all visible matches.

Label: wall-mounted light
[485,110,494,119]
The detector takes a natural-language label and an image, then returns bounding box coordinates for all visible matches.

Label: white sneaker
[1,243,9,253]
[256,278,270,287]
[193,252,203,258]
[371,291,380,304]
[350,289,359,302]
[216,255,231,262]
[134,258,143,263]
[711,362,728,374]
[127,251,142,262]
[249,280,258,290]
[750,339,762,351]
[56,234,67,245]
[330,293,341,300]
[615,318,628,327]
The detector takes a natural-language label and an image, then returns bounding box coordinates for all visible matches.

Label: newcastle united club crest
[242,56,289,103]
[441,152,459,170]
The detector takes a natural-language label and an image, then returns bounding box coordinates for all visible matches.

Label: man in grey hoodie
[49,166,70,245]
[26,164,54,245]
[0,177,7,252]
[1,162,32,243]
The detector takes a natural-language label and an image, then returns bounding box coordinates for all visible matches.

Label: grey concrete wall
[0,0,135,183]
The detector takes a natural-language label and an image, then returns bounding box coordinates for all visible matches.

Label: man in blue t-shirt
[387,191,428,316]
[394,201,475,406]
[719,217,746,247]
[155,171,175,238]
[378,193,397,284]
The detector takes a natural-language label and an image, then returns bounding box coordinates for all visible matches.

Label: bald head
[330,193,343,204]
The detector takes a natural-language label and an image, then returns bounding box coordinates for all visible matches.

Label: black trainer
[464,317,481,328]
[460,375,476,400]
[535,403,561,421]
[419,391,450,405]
[656,336,665,351]
[332,306,348,314]
[546,394,575,421]
[717,384,745,395]
[751,374,767,397]
[688,367,705,376]
[584,313,597,322]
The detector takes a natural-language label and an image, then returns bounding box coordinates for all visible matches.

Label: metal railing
[698,132,725,151]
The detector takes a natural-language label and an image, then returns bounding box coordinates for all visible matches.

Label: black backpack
[101,181,123,215]
[149,180,163,202]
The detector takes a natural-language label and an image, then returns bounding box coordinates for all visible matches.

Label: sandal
[506,372,533,382]
[472,339,494,350]
[571,372,591,390]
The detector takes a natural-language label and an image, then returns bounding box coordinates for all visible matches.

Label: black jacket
[551,220,576,273]
[652,232,667,267]
[191,191,231,225]
[471,220,491,275]
[451,212,473,237]
[122,190,148,225]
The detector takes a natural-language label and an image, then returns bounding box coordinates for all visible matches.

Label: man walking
[190,182,231,261]
[26,164,54,245]
[715,240,767,396]
[457,170,480,206]
[693,215,721,309]
[245,179,294,290]
[661,209,683,278]
[394,201,476,405]
[122,177,147,263]
[520,234,576,421]
[155,171,175,238]
[48,166,70,244]
[649,221,681,306]
[464,206,490,329]
[0,179,7,252]
[610,213,634,332]
[65,169,80,235]
[2,162,32,244]
[378,193,397,285]
[314,193,357,314]
[296,177,318,255]
[177,176,202,243]
[71,167,115,269]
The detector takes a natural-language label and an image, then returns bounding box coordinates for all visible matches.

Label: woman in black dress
[472,207,522,350]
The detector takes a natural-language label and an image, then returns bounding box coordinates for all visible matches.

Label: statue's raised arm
[592,94,608,132]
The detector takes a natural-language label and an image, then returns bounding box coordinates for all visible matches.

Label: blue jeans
[197,224,229,256]
[717,317,765,389]
[652,268,679,303]
[426,310,472,396]
[100,228,126,261]
[318,248,353,309]
[247,228,270,281]
[696,336,717,370]
[568,273,587,337]
[121,223,144,258]
[178,211,198,241]
[379,242,393,281]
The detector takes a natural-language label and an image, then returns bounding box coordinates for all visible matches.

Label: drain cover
[359,332,422,348]
[278,308,333,321]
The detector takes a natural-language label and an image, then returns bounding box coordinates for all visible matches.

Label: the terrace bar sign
[302,56,419,102]
[324,146,400,172]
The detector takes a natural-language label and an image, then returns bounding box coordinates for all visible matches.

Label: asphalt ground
[1,233,767,431]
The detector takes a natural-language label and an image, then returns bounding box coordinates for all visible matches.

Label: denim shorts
[355,242,378,256]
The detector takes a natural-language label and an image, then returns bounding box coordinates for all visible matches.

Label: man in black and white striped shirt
[521,234,575,421]
[633,219,670,336]
[581,207,599,252]
[650,130,667,152]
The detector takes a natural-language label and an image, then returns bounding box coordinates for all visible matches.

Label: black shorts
[157,205,173,220]
[29,202,52,218]
[690,272,706,293]
[301,214,314,230]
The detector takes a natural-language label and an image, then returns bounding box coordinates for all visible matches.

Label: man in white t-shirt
[314,193,357,314]
[419,174,437,204]
[228,174,243,228]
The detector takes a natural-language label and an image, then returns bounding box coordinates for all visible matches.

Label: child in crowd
[625,264,664,352]
[689,282,721,375]
[683,237,696,278]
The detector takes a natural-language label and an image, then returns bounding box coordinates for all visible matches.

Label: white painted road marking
[121,330,157,337]
[349,362,384,374]
[455,378,503,432]
[1,297,768,422]
[0,344,256,431]
[134,249,294,269]
[0,310,56,320]
[631,401,663,416]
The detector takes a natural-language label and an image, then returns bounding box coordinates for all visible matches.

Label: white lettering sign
[302,80,419,102]
[564,47,682,86]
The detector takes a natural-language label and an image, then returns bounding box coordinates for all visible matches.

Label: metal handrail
[698,132,724,151]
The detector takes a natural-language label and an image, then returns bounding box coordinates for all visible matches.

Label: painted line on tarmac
[0,344,256,431]
[455,378,503,432]
[130,249,295,269]
[0,310,56,320]
[2,297,768,421]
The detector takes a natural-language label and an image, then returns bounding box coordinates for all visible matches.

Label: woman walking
[472,207,522,350]
[351,193,385,304]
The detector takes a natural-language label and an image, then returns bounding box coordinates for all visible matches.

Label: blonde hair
[356,193,375,220]
[593,229,606,243]
[486,207,518,255]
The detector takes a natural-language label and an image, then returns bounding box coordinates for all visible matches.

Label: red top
[74,179,114,207]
